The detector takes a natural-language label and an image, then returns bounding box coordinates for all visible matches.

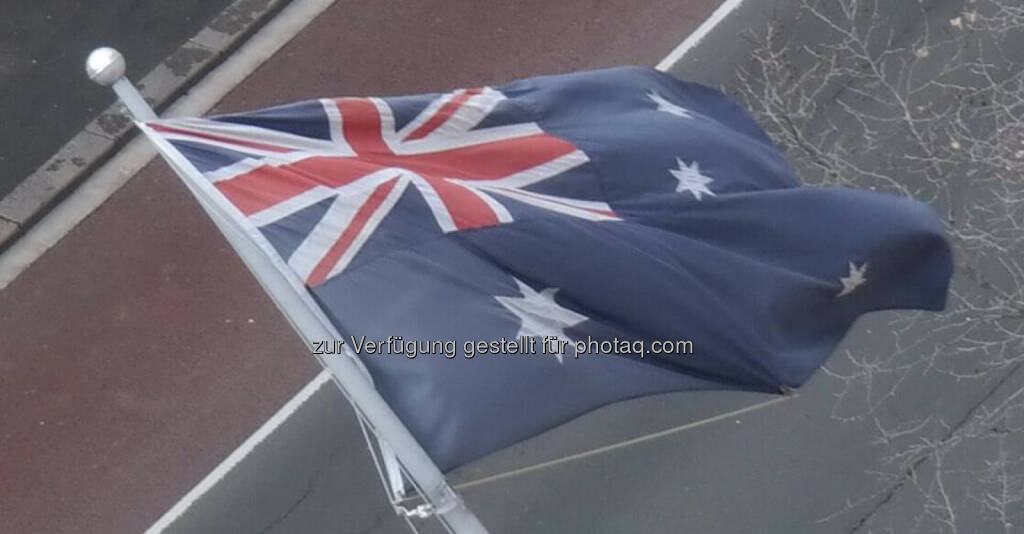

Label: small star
[495,278,588,364]
[837,262,868,297]
[648,91,693,119]
[669,158,715,200]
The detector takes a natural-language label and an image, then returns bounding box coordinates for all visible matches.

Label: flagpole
[86,47,488,534]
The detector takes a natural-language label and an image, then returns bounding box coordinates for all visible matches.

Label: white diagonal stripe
[324,177,410,280]
[407,173,457,232]
[394,90,461,141]
[427,87,507,138]
[463,185,513,225]
[286,171,403,279]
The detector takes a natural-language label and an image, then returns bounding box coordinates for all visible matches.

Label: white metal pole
[85,47,487,533]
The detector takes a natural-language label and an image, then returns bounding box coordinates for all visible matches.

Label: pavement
[0,1,723,533]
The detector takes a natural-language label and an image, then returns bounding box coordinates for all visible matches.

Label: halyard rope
[453,392,797,491]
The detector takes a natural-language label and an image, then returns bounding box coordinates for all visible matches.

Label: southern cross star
[669,158,715,200]
[495,278,588,364]
[648,90,693,119]
[837,262,868,297]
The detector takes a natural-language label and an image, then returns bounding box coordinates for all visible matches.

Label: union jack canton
[147,86,616,286]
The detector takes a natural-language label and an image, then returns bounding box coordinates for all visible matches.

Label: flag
[141,66,952,471]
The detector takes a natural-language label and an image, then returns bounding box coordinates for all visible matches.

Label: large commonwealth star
[669,158,715,200]
[495,278,588,364]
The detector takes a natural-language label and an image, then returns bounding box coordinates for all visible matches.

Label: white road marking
[655,0,747,72]
[144,371,332,534]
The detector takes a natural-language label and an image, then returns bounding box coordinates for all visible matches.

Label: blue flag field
[144,66,953,470]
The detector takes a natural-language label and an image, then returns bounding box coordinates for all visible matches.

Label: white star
[495,278,588,364]
[837,262,868,297]
[648,90,693,119]
[669,158,715,200]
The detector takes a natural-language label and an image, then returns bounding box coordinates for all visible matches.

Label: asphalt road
[0,1,721,533]
[0,0,236,197]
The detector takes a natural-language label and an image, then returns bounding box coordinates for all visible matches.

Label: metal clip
[396,503,436,519]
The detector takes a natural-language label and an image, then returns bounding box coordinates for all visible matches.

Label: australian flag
[144,67,952,470]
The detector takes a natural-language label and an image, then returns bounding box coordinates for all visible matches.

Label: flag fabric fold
[142,66,953,470]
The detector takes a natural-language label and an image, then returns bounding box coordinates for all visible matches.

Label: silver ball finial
[86,47,126,86]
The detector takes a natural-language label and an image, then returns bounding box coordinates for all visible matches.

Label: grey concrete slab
[0,129,112,223]
[0,218,17,243]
